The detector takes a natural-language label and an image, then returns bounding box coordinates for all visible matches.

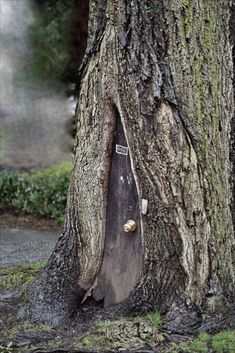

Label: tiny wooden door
[93,114,142,307]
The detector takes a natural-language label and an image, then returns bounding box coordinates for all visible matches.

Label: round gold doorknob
[123,220,136,233]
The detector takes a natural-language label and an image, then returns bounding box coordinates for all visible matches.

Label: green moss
[0,320,54,352]
[194,57,201,74]
[211,331,235,353]
[180,0,193,43]
[97,320,113,330]
[198,332,211,342]
[203,2,217,53]
[0,312,72,353]
[79,334,112,350]
[7,321,52,340]
[204,19,215,51]
[81,338,93,349]
[179,0,218,123]
[180,340,208,352]
[43,338,64,349]
[74,313,164,351]
[183,12,193,41]
[180,0,192,9]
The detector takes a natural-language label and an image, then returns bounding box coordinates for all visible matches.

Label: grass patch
[167,330,235,353]
[0,321,55,352]
[27,161,72,180]
[211,331,235,353]
[0,161,72,221]
[81,338,93,349]
[147,312,164,328]
[41,338,64,350]
[130,311,164,328]
[0,262,45,290]
[74,313,165,351]
[7,321,53,339]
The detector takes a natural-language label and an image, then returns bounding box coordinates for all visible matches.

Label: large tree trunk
[24,0,235,330]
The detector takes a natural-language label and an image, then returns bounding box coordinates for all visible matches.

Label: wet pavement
[0,227,58,268]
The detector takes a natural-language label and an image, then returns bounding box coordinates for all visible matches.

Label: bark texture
[230,1,235,229]
[25,0,235,328]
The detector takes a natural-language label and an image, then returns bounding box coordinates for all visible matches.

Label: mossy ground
[74,315,165,351]
[166,331,235,353]
[0,263,234,353]
[0,262,46,291]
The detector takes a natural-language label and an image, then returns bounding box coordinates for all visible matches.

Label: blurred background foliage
[0,161,72,221]
[25,0,78,86]
[0,0,89,220]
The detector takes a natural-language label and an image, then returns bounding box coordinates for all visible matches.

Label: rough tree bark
[24,0,235,331]
[230,0,235,228]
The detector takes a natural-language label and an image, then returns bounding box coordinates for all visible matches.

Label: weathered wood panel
[93,111,142,306]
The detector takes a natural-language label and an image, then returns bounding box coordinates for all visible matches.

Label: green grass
[167,330,235,353]
[0,262,45,290]
[81,338,93,349]
[130,311,164,328]
[147,312,164,328]
[0,161,72,221]
[0,321,54,352]
[179,340,208,352]
[27,161,72,180]
[7,321,52,339]
[76,312,165,350]
[211,331,235,353]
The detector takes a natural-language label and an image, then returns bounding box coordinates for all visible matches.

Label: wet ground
[0,227,58,268]
[0,212,162,352]
[0,212,60,268]
[0,214,234,352]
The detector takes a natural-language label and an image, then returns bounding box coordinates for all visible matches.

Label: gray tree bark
[230,1,235,228]
[24,0,235,331]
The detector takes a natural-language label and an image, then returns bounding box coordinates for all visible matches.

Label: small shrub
[0,161,72,221]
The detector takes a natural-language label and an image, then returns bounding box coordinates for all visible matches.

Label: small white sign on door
[116,144,128,155]
[141,199,148,215]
